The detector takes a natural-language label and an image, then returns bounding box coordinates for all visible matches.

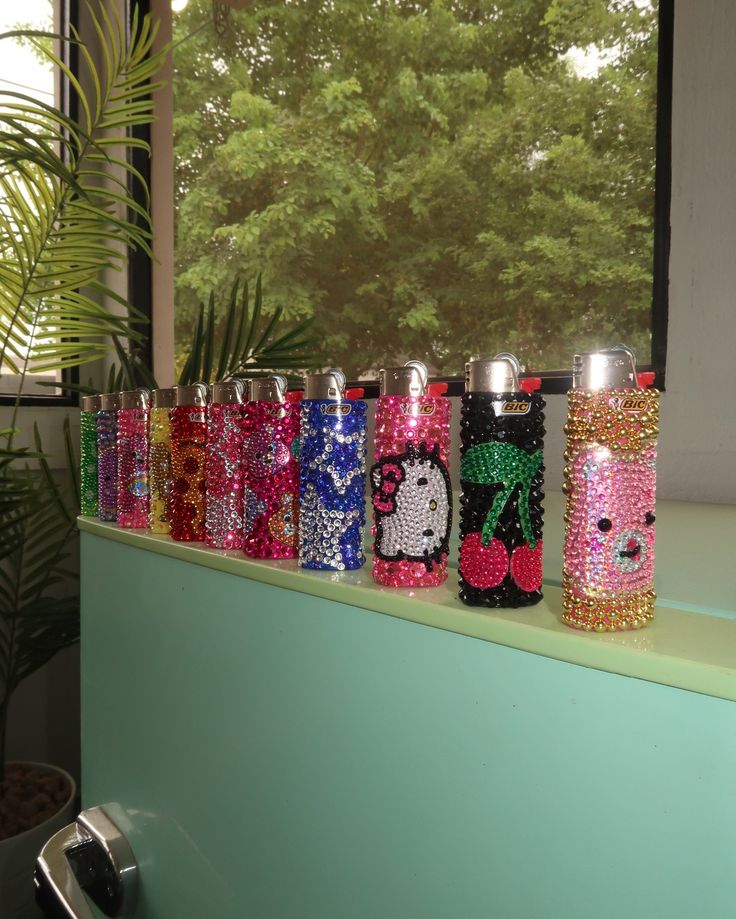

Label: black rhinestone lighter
[458,354,545,607]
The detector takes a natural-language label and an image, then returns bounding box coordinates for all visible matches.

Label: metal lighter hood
[100,392,122,411]
[151,387,176,409]
[174,383,208,407]
[573,346,638,391]
[465,353,521,393]
[120,388,150,410]
[304,370,346,401]
[81,394,102,413]
[250,375,288,402]
[210,380,246,404]
[379,360,428,397]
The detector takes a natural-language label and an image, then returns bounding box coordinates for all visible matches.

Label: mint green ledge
[78,502,736,703]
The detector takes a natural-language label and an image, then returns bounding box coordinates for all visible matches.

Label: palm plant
[0,2,166,781]
[64,275,318,395]
[177,275,316,385]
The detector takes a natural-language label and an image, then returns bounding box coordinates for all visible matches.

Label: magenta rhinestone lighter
[206,380,248,550]
[116,388,150,529]
[371,360,452,588]
[242,375,301,559]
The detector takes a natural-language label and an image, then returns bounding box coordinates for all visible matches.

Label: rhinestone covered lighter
[242,376,301,559]
[170,383,208,542]
[562,346,659,632]
[299,370,366,571]
[206,380,248,550]
[97,392,121,522]
[459,355,545,607]
[80,394,101,516]
[371,361,452,588]
[149,388,175,535]
[116,389,150,529]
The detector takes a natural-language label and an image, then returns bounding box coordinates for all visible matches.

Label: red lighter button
[636,372,656,388]
[345,387,365,400]
[427,382,449,397]
[520,377,542,393]
[286,390,303,403]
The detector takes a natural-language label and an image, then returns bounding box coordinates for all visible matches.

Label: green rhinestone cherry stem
[460,442,543,548]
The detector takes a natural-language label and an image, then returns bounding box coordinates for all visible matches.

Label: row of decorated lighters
[79,347,660,633]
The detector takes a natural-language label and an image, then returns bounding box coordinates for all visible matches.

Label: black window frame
[126,0,153,375]
[157,0,672,398]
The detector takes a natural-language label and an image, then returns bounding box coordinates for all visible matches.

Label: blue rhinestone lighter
[299,371,367,571]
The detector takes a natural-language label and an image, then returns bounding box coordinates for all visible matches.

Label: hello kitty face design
[244,426,290,479]
[566,445,656,593]
[371,441,452,570]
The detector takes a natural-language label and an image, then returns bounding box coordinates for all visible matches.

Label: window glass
[0,0,61,396]
[172,0,661,379]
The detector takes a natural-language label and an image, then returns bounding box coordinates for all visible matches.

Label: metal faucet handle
[35,805,138,918]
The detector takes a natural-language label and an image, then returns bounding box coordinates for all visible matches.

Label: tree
[172,0,658,376]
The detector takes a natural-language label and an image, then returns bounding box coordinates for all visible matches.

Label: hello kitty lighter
[371,361,452,588]
[562,346,659,632]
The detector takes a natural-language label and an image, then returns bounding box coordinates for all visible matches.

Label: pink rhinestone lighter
[116,389,150,529]
[371,361,452,588]
[242,376,301,559]
[562,346,659,632]
[206,380,248,550]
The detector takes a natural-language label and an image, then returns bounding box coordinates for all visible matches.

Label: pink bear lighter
[562,347,659,632]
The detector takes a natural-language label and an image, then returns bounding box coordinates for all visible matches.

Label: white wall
[531,0,736,505]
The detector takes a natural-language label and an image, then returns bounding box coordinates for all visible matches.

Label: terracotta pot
[0,762,76,919]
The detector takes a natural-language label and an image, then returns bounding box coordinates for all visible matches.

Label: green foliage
[62,275,319,394]
[172,0,659,376]
[0,2,166,375]
[0,421,80,769]
[178,276,317,385]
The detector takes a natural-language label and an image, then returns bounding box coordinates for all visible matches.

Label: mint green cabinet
[80,529,736,918]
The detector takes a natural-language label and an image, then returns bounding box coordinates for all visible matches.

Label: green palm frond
[0,2,166,379]
[179,275,318,385]
[0,420,79,766]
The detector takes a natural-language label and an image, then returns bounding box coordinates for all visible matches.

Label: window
[169,0,670,385]
[0,0,66,398]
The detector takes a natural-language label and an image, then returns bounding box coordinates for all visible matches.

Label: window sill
[79,493,736,704]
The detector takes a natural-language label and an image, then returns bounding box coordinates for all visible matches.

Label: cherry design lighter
[371,361,452,588]
[459,355,545,607]
[562,346,659,631]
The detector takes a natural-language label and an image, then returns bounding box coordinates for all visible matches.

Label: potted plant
[0,3,166,913]
[0,3,319,912]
